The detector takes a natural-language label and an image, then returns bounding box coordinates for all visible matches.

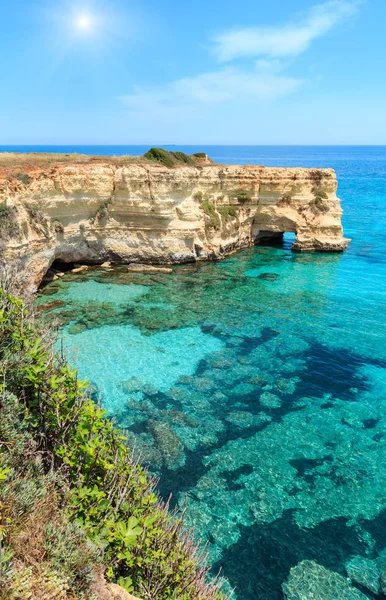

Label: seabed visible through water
[36,235,386,599]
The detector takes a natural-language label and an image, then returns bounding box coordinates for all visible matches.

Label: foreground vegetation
[0,282,226,599]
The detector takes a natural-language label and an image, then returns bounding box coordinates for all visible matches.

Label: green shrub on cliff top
[0,286,227,599]
[144,147,196,168]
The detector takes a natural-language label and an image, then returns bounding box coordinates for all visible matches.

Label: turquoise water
[37,147,386,599]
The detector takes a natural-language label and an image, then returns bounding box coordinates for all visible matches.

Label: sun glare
[76,14,93,31]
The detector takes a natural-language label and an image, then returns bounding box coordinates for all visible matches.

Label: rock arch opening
[254,230,297,250]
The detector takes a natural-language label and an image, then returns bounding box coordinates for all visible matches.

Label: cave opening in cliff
[256,231,296,250]
[50,260,78,273]
[39,259,92,289]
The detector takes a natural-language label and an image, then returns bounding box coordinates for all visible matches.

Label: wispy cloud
[120,66,301,119]
[213,0,360,62]
[119,0,361,130]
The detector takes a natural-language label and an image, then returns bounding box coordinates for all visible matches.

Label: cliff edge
[0,152,350,292]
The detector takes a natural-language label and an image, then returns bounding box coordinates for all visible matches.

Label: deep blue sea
[32,146,386,599]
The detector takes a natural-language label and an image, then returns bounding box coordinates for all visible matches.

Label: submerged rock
[192,377,215,392]
[68,322,88,335]
[226,411,272,429]
[257,272,279,281]
[120,377,145,394]
[282,560,368,600]
[260,391,282,408]
[35,299,65,313]
[127,264,172,274]
[345,555,380,595]
[165,410,200,428]
[147,420,185,470]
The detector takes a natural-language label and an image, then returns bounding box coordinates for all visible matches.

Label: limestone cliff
[0,153,349,292]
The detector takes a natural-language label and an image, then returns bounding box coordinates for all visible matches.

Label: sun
[75,14,93,31]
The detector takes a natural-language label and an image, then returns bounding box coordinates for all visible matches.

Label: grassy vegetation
[25,203,49,236]
[143,148,197,168]
[0,203,20,241]
[90,199,112,224]
[199,200,239,232]
[200,200,220,231]
[0,284,227,600]
[218,206,237,222]
[231,189,252,204]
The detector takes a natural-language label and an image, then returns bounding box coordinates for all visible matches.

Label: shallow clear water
[37,146,386,599]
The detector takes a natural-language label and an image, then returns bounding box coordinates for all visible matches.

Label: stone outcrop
[0,153,349,292]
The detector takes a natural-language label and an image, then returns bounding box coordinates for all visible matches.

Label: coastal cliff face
[0,153,349,291]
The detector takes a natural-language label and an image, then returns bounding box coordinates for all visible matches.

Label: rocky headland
[0,150,349,292]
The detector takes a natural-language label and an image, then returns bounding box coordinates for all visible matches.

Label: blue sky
[1,0,385,144]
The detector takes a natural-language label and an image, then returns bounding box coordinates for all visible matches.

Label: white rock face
[0,155,349,292]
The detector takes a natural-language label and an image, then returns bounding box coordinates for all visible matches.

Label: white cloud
[213,0,360,62]
[119,0,362,133]
[120,67,301,120]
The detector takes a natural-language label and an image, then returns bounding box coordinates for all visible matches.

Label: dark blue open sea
[28,146,386,598]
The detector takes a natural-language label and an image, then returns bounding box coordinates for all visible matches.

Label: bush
[91,199,112,224]
[193,191,204,202]
[25,203,49,236]
[0,287,227,600]
[0,203,20,240]
[200,200,220,231]
[144,148,196,168]
[52,219,65,233]
[218,206,237,222]
[0,392,101,599]
[232,189,252,204]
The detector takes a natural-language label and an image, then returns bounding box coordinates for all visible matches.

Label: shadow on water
[295,342,386,401]
[213,512,385,600]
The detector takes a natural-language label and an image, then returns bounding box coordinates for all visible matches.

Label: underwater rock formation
[0,153,349,292]
[282,560,368,600]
